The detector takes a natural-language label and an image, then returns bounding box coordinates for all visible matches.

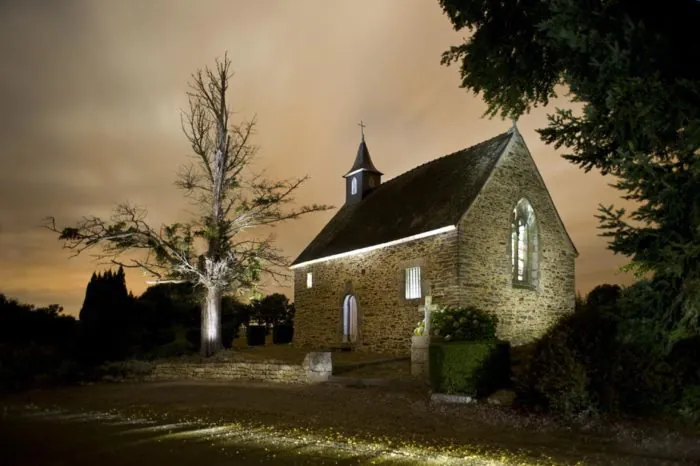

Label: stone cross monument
[411,295,440,378]
[418,295,440,337]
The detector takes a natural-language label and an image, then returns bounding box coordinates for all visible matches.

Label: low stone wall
[145,352,332,385]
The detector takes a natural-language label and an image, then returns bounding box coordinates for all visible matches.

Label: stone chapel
[290,123,577,355]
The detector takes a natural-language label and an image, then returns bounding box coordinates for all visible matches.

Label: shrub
[149,339,195,359]
[246,325,266,346]
[221,321,239,349]
[515,308,617,417]
[608,344,681,416]
[273,324,294,344]
[516,304,682,418]
[585,284,622,313]
[677,385,700,425]
[185,327,201,348]
[52,359,84,384]
[669,336,700,385]
[510,342,536,399]
[430,306,498,342]
[429,340,510,397]
[613,279,675,350]
[0,343,69,393]
[248,293,292,327]
[96,360,155,380]
[518,328,594,417]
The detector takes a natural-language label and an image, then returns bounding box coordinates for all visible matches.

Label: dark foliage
[517,284,685,418]
[614,279,682,352]
[1,272,291,392]
[439,0,700,342]
[669,336,700,386]
[221,295,252,345]
[608,343,680,416]
[246,325,266,346]
[137,282,202,328]
[95,360,155,380]
[0,294,80,393]
[585,284,622,313]
[249,293,294,327]
[430,306,498,342]
[678,385,700,425]
[185,327,201,350]
[135,283,254,355]
[516,307,617,416]
[273,325,294,344]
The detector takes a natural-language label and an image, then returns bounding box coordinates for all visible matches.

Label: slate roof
[291,130,516,266]
[344,137,383,176]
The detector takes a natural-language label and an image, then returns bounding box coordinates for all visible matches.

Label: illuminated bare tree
[45,54,331,356]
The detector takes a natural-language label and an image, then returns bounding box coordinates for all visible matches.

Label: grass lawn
[2,381,698,465]
[2,409,432,466]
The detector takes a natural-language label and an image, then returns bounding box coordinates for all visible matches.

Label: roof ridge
[377,130,513,188]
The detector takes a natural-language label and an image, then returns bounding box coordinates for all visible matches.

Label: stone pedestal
[303,351,332,383]
[410,335,431,377]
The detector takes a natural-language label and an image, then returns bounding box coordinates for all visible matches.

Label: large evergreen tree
[438,0,700,341]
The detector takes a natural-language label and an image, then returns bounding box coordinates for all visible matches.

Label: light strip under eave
[289,225,457,269]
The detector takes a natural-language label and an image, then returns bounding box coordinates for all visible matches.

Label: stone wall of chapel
[293,231,459,355]
[457,133,577,345]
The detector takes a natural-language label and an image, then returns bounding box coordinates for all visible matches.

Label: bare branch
[46,52,334,357]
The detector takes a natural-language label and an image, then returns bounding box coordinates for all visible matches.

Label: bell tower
[343,121,383,205]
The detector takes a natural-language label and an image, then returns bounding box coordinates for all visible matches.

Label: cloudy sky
[0,0,635,317]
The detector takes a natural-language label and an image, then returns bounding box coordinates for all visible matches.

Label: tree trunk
[200,286,223,357]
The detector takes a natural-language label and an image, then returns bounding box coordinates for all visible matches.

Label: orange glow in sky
[0,0,635,316]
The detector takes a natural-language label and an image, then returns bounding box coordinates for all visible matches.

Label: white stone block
[430,393,475,404]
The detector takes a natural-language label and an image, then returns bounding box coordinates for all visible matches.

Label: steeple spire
[345,135,383,176]
[343,121,383,205]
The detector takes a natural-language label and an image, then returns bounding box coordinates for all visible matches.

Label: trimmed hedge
[246,325,266,346]
[273,325,294,344]
[429,339,510,397]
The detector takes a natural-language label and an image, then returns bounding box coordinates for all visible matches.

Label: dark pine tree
[78,266,137,363]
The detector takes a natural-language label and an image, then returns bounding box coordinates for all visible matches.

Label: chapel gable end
[480,128,577,257]
[455,126,576,342]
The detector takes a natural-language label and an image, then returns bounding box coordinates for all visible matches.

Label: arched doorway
[342,294,358,343]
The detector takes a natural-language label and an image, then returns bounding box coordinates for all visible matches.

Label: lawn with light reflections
[2,381,698,465]
[1,406,555,465]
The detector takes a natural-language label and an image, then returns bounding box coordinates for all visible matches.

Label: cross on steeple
[357,120,366,140]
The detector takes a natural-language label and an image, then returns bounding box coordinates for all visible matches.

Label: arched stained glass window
[511,198,539,287]
[351,176,358,195]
